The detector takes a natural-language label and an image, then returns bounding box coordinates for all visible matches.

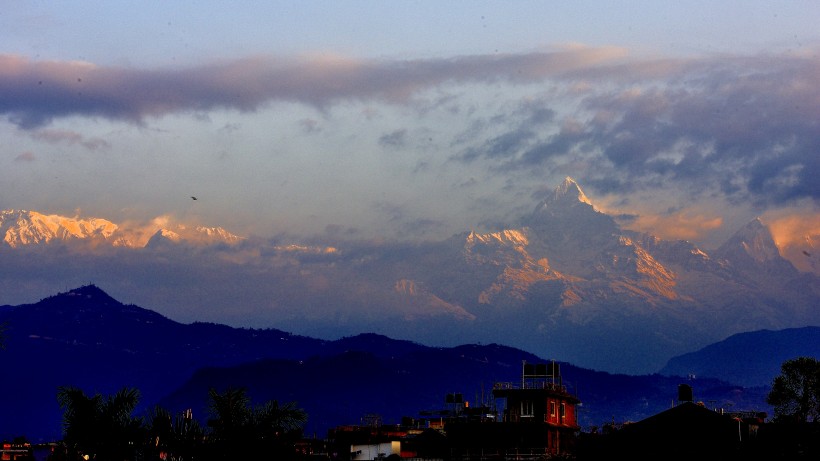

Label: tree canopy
[53,385,308,460]
[766,356,820,423]
[206,386,308,460]
[55,386,143,460]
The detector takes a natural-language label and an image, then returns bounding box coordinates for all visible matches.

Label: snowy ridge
[0,210,119,248]
[0,209,242,249]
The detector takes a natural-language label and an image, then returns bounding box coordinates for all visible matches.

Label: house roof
[598,402,746,460]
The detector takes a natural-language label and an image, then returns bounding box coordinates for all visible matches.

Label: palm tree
[252,399,308,459]
[252,399,308,438]
[56,386,104,458]
[56,386,144,460]
[206,387,253,460]
[98,387,144,460]
[146,405,204,460]
[205,387,308,460]
[206,387,251,440]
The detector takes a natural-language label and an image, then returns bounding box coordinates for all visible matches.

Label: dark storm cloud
[0,47,626,129]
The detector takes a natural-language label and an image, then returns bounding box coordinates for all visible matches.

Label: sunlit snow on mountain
[0,209,243,248]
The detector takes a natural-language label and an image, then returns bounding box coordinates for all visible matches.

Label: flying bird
[191,196,197,200]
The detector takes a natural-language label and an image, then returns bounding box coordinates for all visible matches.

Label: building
[445,361,581,459]
[326,361,582,460]
[576,385,770,461]
[0,441,33,461]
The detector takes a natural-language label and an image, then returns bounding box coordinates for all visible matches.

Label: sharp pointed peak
[527,177,618,235]
[715,217,793,268]
[553,177,593,206]
[730,217,772,239]
[534,177,595,212]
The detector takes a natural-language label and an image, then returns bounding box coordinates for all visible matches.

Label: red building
[0,441,32,461]
[445,361,581,459]
[326,361,582,460]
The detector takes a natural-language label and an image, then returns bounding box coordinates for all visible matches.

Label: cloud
[378,129,407,148]
[616,207,724,243]
[28,128,110,150]
[0,47,626,129]
[298,118,321,133]
[14,151,36,162]
[3,47,819,215]
[764,209,820,248]
[449,50,820,209]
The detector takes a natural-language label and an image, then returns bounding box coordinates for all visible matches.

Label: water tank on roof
[678,384,693,403]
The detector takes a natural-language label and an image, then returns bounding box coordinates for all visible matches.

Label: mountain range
[3,285,809,443]
[0,209,243,248]
[0,177,818,376]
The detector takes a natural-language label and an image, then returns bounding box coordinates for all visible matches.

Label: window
[521,400,534,417]
[550,401,556,417]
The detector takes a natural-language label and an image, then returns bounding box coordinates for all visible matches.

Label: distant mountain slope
[159,345,769,439]
[658,326,820,387]
[0,285,778,443]
[0,285,327,442]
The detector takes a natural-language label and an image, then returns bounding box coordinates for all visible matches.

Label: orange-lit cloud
[28,128,110,150]
[14,151,36,162]
[764,211,820,248]
[617,208,724,243]
[763,210,820,274]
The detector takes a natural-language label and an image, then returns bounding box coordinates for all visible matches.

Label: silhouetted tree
[205,387,307,460]
[766,356,820,423]
[252,399,309,459]
[56,386,144,460]
[56,386,102,458]
[206,386,252,459]
[145,405,204,461]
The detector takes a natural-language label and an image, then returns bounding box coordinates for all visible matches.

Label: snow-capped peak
[528,177,617,239]
[0,208,243,249]
[717,218,780,263]
[0,209,119,248]
[532,176,598,215]
[194,226,244,244]
[553,176,594,206]
[714,217,798,279]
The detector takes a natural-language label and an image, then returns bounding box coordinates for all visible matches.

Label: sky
[2,1,819,252]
